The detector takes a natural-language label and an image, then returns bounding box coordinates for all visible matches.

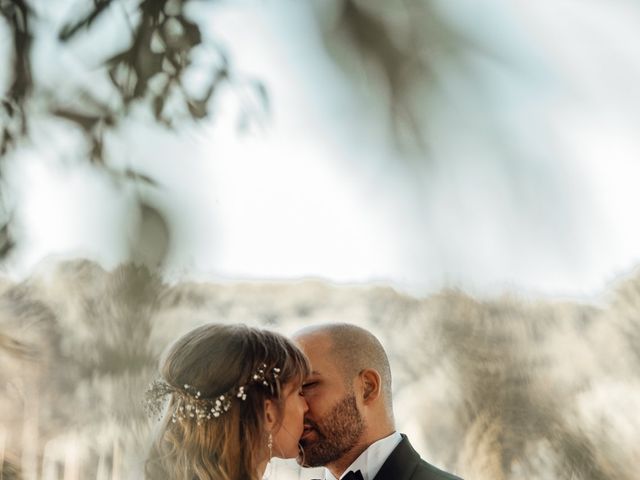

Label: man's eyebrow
[307,370,322,377]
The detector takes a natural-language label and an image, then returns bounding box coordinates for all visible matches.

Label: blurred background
[1,0,640,478]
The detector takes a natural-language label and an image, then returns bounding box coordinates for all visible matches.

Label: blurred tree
[312,0,481,153]
[0,0,267,264]
[0,0,516,266]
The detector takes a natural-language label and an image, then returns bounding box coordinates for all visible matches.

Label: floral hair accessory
[145,363,282,424]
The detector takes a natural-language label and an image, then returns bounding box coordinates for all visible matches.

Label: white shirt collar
[324,432,402,480]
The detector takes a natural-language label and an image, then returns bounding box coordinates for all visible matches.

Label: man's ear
[359,369,382,404]
[264,399,277,431]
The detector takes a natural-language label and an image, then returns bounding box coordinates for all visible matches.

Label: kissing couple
[146,322,462,480]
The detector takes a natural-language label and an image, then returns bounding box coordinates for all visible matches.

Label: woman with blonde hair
[145,323,310,480]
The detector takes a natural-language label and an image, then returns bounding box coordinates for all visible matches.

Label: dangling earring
[264,433,274,480]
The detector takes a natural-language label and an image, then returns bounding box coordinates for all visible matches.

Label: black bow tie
[343,471,364,480]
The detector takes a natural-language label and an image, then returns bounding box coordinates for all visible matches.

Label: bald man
[293,323,461,480]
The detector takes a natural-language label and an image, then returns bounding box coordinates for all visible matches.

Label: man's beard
[300,393,365,467]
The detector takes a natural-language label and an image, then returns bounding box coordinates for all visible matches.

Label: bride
[145,323,310,480]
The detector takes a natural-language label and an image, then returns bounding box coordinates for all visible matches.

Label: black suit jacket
[373,435,462,480]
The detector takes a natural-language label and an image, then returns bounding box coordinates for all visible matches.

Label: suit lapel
[373,435,419,480]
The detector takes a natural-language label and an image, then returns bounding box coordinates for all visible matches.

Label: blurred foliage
[611,273,640,368]
[316,0,482,153]
[0,0,523,262]
[0,0,266,264]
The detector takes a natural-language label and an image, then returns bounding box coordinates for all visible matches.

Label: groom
[293,323,462,480]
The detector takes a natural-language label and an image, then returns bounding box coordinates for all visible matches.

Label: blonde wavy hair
[145,323,310,480]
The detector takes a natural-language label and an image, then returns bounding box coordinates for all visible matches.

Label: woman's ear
[264,399,277,431]
[359,369,382,404]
